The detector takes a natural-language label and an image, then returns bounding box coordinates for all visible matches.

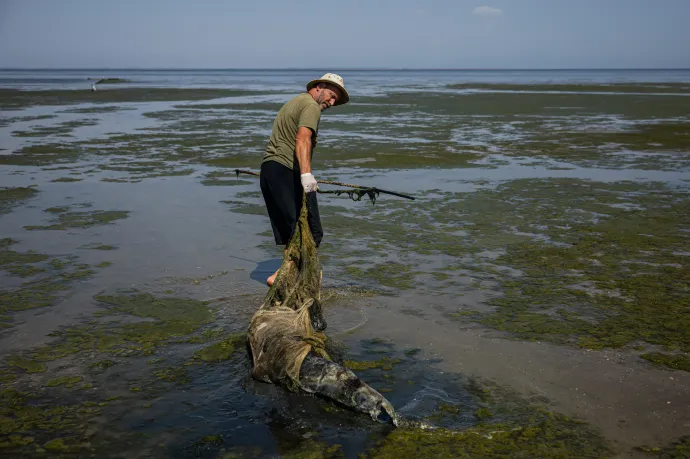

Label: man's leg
[269,173,323,286]
[260,161,298,286]
[305,191,323,247]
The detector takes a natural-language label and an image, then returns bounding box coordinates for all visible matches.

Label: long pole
[234,169,415,201]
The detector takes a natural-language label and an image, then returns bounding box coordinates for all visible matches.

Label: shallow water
[1,69,689,458]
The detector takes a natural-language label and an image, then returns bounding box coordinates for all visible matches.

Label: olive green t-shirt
[262,93,321,170]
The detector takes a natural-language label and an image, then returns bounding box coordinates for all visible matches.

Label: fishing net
[247,193,330,392]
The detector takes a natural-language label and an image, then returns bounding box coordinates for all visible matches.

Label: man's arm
[295,126,313,174]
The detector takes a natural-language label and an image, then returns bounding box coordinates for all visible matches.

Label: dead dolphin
[247,297,398,426]
[300,352,398,425]
[247,194,397,426]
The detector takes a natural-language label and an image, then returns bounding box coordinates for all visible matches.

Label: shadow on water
[249,258,282,285]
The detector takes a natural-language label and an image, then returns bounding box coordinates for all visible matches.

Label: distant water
[1,68,689,93]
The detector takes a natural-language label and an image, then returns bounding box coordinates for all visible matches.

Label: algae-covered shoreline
[1,74,689,457]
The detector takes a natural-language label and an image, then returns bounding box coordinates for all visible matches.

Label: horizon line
[1,67,690,72]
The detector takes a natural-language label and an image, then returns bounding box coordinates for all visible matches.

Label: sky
[1,0,689,69]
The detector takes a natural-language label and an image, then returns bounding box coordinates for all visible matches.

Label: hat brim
[306,79,349,106]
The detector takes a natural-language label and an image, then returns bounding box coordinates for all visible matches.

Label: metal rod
[234,169,415,201]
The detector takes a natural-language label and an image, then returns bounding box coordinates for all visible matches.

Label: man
[260,73,349,287]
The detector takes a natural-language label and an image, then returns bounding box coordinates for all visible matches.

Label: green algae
[25,294,216,363]
[0,370,17,384]
[0,144,83,166]
[101,178,135,183]
[51,177,83,183]
[466,180,690,367]
[3,85,689,177]
[0,388,102,452]
[0,186,39,214]
[202,156,265,169]
[6,356,46,373]
[221,200,267,216]
[24,209,129,230]
[215,446,264,458]
[0,244,97,318]
[134,168,195,179]
[321,143,478,170]
[61,267,95,280]
[99,162,181,174]
[96,261,113,268]
[404,348,421,357]
[1,288,59,321]
[12,118,99,138]
[0,435,34,448]
[44,437,90,453]
[80,243,117,250]
[45,206,69,213]
[201,178,252,186]
[0,238,17,249]
[640,353,690,372]
[50,258,70,270]
[95,293,213,324]
[450,311,482,320]
[635,436,690,459]
[0,289,615,458]
[343,356,401,371]
[281,439,343,459]
[345,263,416,290]
[432,271,451,281]
[153,367,189,385]
[59,105,133,114]
[537,122,690,155]
[446,82,690,94]
[389,377,607,455]
[474,407,494,420]
[0,244,50,270]
[185,327,227,344]
[43,438,66,451]
[193,434,224,446]
[0,114,56,126]
[438,403,461,415]
[0,87,262,110]
[651,436,690,458]
[326,90,689,170]
[320,178,690,371]
[365,413,611,458]
[46,376,83,388]
[192,333,246,363]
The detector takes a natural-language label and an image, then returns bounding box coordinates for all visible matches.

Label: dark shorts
[260,160,323,247]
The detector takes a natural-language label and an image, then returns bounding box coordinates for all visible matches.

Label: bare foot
[266,271,278,287]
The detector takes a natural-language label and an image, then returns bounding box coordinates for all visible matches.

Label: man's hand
[300,173,318,193]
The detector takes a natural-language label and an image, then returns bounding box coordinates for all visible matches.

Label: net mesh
[247,193,330,391]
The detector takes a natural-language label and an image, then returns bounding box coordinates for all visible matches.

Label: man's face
[315,84,342,112]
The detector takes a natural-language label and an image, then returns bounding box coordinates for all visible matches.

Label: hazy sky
[1,0,689,69]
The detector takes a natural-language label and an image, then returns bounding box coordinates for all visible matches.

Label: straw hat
[306,73,349,106]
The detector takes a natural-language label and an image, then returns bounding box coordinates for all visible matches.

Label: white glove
[300,173,318,193]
